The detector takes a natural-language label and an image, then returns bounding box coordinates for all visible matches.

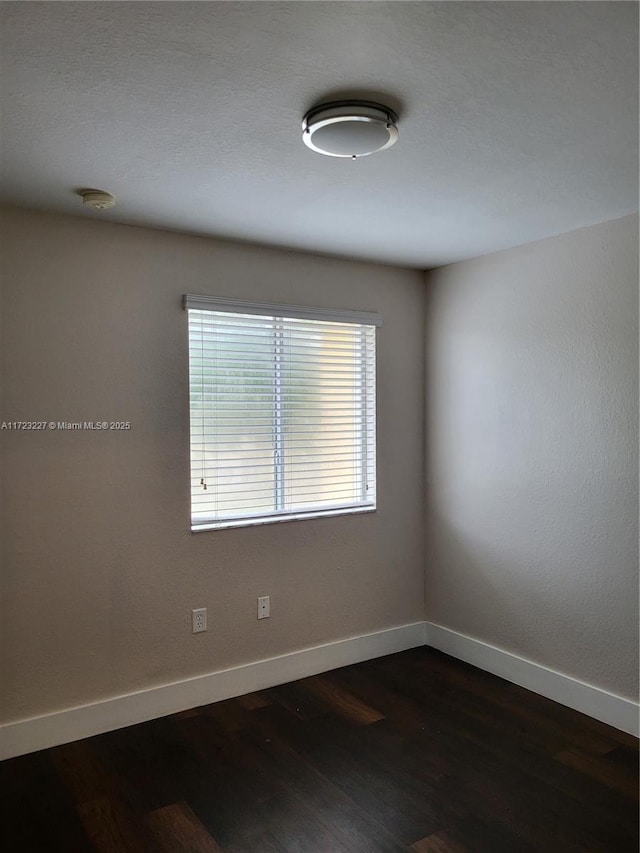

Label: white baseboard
[0,621,425,761]
[2,619,636,760]
[424,621,639,738]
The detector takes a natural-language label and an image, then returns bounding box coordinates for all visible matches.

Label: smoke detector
[81,190,116,210]
[302,100,399,159]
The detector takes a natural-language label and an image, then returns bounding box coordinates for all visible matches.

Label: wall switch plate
[192,607,207,633]
[257,596,270,619]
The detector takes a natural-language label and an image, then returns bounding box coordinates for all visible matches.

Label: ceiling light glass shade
[302,101,399,158]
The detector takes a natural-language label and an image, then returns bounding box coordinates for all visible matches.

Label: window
[184,295,380,530]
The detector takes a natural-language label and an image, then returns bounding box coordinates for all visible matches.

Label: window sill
[191,504,376,532]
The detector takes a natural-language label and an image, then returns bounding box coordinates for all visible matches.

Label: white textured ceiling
[1,1,637,268]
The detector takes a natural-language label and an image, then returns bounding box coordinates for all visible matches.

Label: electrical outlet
[257,596,270,619]
[192,607,207,633]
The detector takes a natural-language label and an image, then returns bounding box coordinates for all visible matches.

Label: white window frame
[184,294,381,531]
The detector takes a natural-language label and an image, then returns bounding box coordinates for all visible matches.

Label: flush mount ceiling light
[302,100,399,159]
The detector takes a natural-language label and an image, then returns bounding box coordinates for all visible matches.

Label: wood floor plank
[203,697,254,733]
[266,679,331,720]
[236,691,271,711]
[92,716,183,814]
[170,713,281,848]
[222,832,287,853]
[240,712,407,852]
[258,708,441,844]
[301,674,385,724]
[603,744,640,774]
[144,801,224,852]
[555,748,639,799]
[77,795,154,853]
[51,738,109,805]
[411,831,466,852]
[329,664,432,732]
[218,723,360,852]
[0,750,94,852]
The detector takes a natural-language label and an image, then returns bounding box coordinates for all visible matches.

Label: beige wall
[2,205,636,726]
[424,214,639,700]
[0,207,426,723]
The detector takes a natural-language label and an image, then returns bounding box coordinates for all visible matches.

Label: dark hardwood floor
[2,647,638,852]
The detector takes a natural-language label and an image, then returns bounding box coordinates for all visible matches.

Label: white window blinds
[185,296,379,530]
